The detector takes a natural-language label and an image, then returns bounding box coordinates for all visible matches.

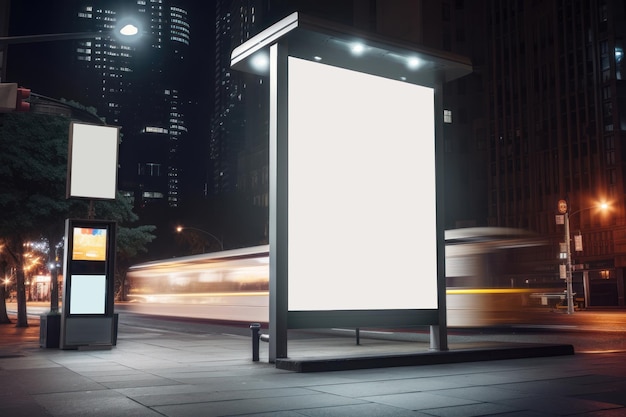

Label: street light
[176,226,224,251]
[560,200,609,314]
[0,17,144,110]
[0,20,143,45]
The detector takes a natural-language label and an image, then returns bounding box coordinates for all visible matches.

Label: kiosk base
[60,314,118,350]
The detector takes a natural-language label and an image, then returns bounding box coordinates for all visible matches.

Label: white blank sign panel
[68,122,119,199]
[287,57,437,311]
[69,275,106,315]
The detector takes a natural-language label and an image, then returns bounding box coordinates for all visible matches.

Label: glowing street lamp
[559,200,610,314]
[176,226,224,251]
[117,17,141,37]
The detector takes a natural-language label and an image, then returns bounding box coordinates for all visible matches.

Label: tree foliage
[93,196,156,300]
[0,112,155,326]
[0,113,81,232]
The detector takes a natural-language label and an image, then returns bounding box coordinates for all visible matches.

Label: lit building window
[444,109,453,123]
[143,126,168,134]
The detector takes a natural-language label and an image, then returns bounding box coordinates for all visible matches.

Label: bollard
[250,323,261,361]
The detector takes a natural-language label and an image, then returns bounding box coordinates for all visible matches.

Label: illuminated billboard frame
[287,57,437,312]
[67,122,119,200]
[232,12,472,361]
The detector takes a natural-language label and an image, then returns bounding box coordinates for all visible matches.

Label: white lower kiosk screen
[69,275,107,314]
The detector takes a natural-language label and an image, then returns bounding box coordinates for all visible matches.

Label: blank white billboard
[67,122,119,200]
[287,57,437,311]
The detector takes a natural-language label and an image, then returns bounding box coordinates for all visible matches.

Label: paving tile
[34,390,163,417]
[13,367,107,394]
[0,393,56,417]
[114,384,212,398]
[573,408,626,417]
[154,392,365,417]
[497,395,623,415]
[129,387,312,407]
[312,379,443,397]
[427,385,532,402]
[483,411,559,417]
[575,390,626,407]
[0,356,63,370]
[98,376,182,389]
[360,392,479,411]
[243,412,312,417]
[418,402,518,417]
[295,403,432,416]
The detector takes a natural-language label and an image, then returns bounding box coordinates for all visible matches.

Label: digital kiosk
[59,219,117,349]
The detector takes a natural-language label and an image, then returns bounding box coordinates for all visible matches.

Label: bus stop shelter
[231,12,472,363]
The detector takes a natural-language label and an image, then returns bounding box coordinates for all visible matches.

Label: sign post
[558,199,575,314]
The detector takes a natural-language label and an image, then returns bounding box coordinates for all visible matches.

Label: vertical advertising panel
[68,275,107,315]
[287,57,437,313]
[67,122,119,200]
[60,219,117,349]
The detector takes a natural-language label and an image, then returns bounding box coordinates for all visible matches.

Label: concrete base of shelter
[275,343,575,372]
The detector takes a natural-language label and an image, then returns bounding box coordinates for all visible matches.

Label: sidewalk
[1,313,625,416]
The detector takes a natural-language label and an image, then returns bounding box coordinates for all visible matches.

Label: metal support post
[565,212,574,314]
[250,323,261,362]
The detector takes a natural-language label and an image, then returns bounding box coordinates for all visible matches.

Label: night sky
[6,1,215,111]
[5,1,217,201]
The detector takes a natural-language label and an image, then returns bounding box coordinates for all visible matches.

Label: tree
[0,113,79,326]
[92,196,156,300]
[0,112,155,326]
[0,261,10,324]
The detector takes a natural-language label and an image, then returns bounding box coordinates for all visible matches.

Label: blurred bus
[126,227,556,326]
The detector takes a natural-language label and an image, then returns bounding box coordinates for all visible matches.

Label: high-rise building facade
[210,0,366,244]
[0,0,9,83]
[486,0,626,306]
[211,0,483,234]
[211,0,269,197]
[72,0,192,209]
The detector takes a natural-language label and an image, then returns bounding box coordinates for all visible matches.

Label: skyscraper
[486,0,626,306]
[210,1,268,196]
[211,0,482,232]
[6,0,203,210]
[72,0,192,209]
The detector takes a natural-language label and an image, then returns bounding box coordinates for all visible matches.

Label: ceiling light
[351,43,365,55]
[407,57,420,69]
[251,53,269,71]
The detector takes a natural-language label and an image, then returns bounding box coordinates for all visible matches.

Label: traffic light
[0,83,17,112]
[15,87,31,112]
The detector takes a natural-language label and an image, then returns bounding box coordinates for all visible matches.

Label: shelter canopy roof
[231,12,472,87]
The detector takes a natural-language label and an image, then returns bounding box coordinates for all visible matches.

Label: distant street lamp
[176,226,224,251]
[561,200,609,314]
